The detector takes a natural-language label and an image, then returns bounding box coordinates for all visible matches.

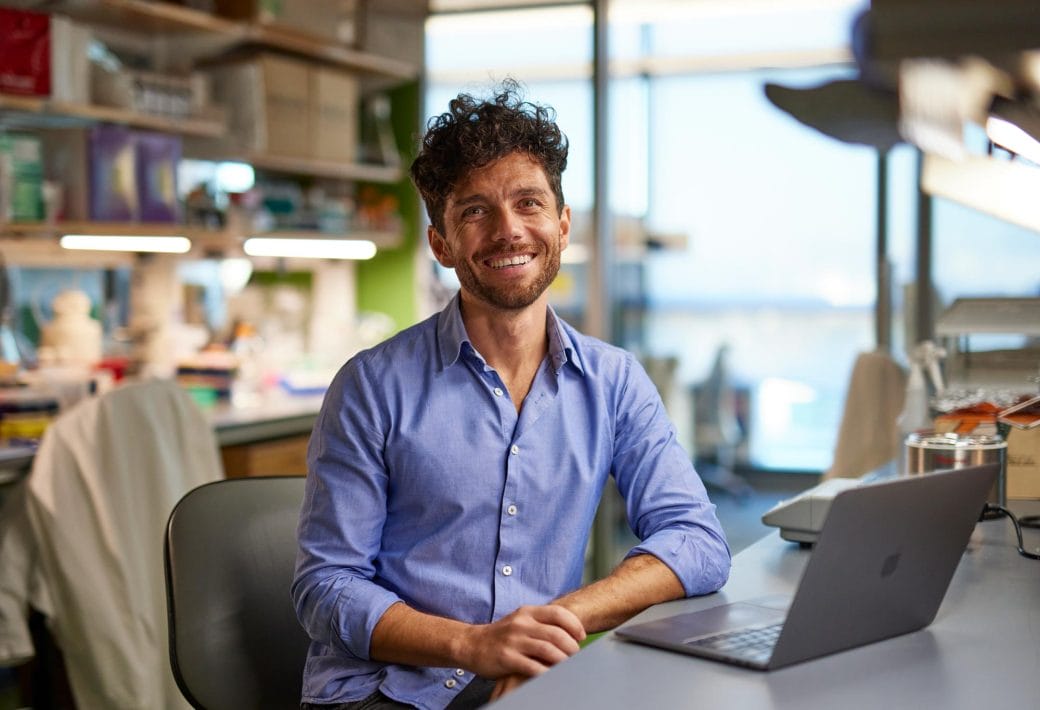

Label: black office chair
[164,476,311,710]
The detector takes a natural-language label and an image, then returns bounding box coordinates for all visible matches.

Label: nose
[491,206,524,242]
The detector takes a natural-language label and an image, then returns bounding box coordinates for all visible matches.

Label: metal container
[905,431,1007,507]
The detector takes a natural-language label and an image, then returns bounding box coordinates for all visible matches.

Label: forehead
[448,152,552,203]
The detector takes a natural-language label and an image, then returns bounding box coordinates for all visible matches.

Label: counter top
[206,393,325,446]
[0,392,325,477]
[492,500,1040,710]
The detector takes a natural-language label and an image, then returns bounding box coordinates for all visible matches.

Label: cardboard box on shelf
[205,53,311,159]
[1005,425,1040,500]
[0,7,50,97]
[213,0,357,45]
[49,14,91,104]
[310,67,358,163]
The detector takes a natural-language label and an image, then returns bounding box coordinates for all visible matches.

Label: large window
[423,0,1040,472]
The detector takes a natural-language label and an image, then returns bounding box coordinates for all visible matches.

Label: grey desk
[492,503,1040,709]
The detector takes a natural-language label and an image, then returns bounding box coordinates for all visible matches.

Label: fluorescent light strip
[243,237,377,260]
[60,234,192,253]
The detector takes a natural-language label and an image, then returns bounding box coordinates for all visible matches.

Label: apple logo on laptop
[881,552,901,578]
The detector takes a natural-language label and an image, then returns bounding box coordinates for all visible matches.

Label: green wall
[356,80,423,332]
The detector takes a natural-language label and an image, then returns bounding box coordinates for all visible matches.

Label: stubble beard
[455,239,562,311]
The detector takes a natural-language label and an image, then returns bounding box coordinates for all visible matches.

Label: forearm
[553,553,684,634]
[370,600,586,679]
[370,602,471,669]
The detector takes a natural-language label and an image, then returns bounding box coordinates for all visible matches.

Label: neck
[458,292,549,411]
[459,292,549,369]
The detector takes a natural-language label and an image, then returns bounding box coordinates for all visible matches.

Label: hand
[457,604,585,679]
[490,674,527,701]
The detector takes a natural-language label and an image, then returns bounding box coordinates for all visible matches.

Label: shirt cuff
[627,528,731,597]
[335,577,404,661]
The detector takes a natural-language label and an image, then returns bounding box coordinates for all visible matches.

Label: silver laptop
[615,464,997,670]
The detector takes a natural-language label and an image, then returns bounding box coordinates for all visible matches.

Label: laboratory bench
[0,392,324,483]
[492,499,1040,710]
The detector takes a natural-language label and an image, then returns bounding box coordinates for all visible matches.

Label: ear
[559,205,571,251]
[428,225,455,268]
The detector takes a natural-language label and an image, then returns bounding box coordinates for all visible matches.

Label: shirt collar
[546,305,583,376]
[435,292,470,371]
[435,291,584,376]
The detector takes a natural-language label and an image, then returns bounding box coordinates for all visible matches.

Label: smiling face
[429,152,571,313]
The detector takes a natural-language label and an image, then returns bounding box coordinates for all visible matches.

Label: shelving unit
[25,0,246,36]
[18,0,421,79]
[239,153,402,183]
[0,94,226,137]
[0,219,403,257]
[0,0,423,252]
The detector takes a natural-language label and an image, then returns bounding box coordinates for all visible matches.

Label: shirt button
[493,387,503,397]
[502,565,513,576]
[445,678,457,689]
[510,445,519,455]
[455,668,466,677]
[507,504,518,516]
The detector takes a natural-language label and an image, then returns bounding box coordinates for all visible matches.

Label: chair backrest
[164,476,310,710]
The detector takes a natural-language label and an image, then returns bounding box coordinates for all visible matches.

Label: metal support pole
[590,0,619,581]
[588,0,612,344]
[875,150,892,353]
[914,151,934,345]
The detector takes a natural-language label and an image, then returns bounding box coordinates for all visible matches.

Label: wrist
[449,620,479,670]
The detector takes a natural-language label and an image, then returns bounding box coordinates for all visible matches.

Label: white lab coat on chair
[0,378,224,709]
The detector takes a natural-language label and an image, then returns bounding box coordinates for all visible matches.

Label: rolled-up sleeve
[611,354,732,597]
[292,357,402,660]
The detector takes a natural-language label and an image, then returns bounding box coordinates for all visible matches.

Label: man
[293,81,731,710]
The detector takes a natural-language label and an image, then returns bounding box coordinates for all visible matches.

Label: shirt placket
[489,363,556,622]
[480,364,518,620]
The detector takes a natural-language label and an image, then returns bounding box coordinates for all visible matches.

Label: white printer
[760,477,865,544]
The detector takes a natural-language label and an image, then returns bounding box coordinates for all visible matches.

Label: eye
[461,205,486,220]
[518,198,541,209]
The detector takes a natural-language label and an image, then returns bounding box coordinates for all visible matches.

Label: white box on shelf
[50,14,91,104]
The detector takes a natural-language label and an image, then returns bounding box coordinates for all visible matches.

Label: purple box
[135,131,181,223]
[88,124,137,221]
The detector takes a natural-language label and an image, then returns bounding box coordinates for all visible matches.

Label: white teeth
[488,255,532,269]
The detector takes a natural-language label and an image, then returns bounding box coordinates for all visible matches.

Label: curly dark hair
[410,79,569,236]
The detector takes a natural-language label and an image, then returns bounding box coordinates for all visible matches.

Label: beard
[454,238,563,311]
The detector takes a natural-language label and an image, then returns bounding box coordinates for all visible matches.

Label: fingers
[503,606,583,659]
[464,604,587,679]
[528,604,587,644]
[506,634,573,668]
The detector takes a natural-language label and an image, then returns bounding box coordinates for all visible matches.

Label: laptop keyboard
[685,622,783,664]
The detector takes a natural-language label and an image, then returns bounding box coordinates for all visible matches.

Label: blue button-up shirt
[293,294,730,709]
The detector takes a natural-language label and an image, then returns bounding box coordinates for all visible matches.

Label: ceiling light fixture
[59,234,192,253]
[242,237,378,260]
